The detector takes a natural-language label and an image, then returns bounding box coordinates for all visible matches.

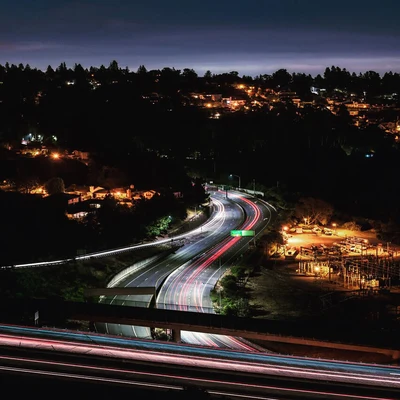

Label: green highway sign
[230,230,255,237]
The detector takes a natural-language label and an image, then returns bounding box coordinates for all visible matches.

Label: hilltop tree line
[0,60,399,154]
[1,61,399,98]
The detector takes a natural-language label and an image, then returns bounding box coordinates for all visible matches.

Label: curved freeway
[157,191,272,349]
[96,190,274,351]
[95,191,250,337]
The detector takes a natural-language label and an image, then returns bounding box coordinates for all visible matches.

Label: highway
[0,325,399,399]
[157,191,272,350]
[96,190,274,350]
[96,192,247,339]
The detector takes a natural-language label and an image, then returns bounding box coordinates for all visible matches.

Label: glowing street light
[332,222,337,234]
[51,152,60,159]
[229,174,241,190]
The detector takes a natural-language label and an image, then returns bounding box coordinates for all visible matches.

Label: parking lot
[280,228,398,260]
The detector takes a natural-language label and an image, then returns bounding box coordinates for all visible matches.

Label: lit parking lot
[282,229,398,260]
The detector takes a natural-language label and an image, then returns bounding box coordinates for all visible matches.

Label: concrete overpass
[1,298,398,360]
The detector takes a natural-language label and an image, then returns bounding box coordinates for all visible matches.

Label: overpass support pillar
[172,329,181,342]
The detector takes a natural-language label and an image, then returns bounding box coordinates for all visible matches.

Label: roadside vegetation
[211,247,266,317]
[0,247,168,301]
[0,179,209,266]
[0,191,209,303]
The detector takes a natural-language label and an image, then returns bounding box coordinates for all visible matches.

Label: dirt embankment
[247,262,337,321]
[245,261,400,364]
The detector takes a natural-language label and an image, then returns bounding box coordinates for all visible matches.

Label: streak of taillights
[0,360,392,400]
[0,337,398,398]
[171,194,263,351]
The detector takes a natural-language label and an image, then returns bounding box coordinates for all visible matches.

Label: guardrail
[1,239,176,270]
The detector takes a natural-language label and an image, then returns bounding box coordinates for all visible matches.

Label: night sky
[1,0,399,76]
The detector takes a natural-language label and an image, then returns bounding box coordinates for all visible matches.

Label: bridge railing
[99,297,215,314]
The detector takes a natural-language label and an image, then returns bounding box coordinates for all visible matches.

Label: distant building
[65,183,158,205]
[66,199,103,220]
[43,192,81,213]
[141,189,158,200]
[72,150,90,160]
[378,121,400,134]
[91,187,109,199]
[190,92,222,102]
[222,96,247,109]
[65,185,92,200]
[345,102,371,116]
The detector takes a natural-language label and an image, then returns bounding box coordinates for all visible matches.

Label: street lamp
[229,174,241,190]
[332,223,337,235]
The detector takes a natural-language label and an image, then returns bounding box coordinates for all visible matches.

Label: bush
[220,275,239,297]
[230,265,247,278]
[342,221,361,231]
